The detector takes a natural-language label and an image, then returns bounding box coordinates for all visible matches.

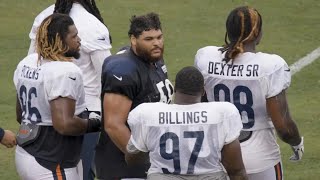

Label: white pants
[15,145,80,180]
[248,162,283,180]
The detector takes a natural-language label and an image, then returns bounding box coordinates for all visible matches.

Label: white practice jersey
[195,46,291,131]
[29,3,112,111]
[127,102,243,175]
[13,53,86,126]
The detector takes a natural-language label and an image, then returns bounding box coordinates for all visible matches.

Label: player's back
[195,46,291,131]
[128,102,242,176]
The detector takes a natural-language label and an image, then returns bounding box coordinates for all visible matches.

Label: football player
[27,1,112,179]
[126,66,248,180]
[14,14,100,180]
[95,12,174,179]
[194,6,304,180]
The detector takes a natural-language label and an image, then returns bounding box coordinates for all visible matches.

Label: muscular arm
[50,97,88,136]
[103,93,132,153]
[221,139,248,180]
[266,90,301,146]
[16,95,22,124]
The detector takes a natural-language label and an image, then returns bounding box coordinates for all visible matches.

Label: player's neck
[243,43,257,53]
[174,92,201,105]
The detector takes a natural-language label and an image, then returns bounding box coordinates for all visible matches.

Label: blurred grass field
[0,0,319,179]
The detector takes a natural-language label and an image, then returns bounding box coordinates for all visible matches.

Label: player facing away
[14,14,101,180]
[27,1,112,179]
[194,6,304,180]
[95,12,174,179]
[126,66,248,180]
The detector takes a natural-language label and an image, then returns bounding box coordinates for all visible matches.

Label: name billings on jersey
[159,111,208,125]
[21,65,41,80]
[208,62,259,77]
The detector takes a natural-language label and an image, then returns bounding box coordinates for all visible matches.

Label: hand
[1,130,17,148]
[290,137,304,162]
[86,112,101,133]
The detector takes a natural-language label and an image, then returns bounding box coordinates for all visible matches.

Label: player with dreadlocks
[195,6,304,180]
[14,13,101,180]
[27,1,112,179]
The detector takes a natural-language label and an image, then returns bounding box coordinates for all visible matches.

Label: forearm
[105,124,131,153]
[228,169,248,180]
[277,119,301,146]
[267,91,302,146]
[16,96,22,124]
[54,116,87,136]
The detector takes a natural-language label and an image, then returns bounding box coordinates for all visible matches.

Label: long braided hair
[219,6,262,63]
[53,0,112,42]
[36,13,75,62]
[54,0,104,23]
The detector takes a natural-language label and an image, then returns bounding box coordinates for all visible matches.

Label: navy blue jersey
[96,49,173,179]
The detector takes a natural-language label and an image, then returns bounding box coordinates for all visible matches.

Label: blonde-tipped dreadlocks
[219,6,262,63]
[36,13,74,62]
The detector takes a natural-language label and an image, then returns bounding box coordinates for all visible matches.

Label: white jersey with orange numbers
[13,53,86,125]
[127,102,243,175]
[194,46,290,173]
[29,3,112,111]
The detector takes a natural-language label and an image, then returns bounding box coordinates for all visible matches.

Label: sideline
[290,47,320,75]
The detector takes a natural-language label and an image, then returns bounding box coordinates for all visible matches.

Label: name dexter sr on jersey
[159,111,208,125]
[21,65,41,80]
[208,61,259,77]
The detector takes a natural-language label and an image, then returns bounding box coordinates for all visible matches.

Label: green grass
[0,0,319,179]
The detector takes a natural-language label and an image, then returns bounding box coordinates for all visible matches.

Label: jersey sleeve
[45,64,84,101]
[223,103,243,145]
[29,5,54,40]
[101,57,140,100]
[127,105,148,153]
[264,56,291,98]
[77,19,112,53]
[194,46,221,81]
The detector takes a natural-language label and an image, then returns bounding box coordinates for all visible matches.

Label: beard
[136,44,164,63]
[65,49,80,59]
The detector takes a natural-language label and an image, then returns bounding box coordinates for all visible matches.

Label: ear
[130,35,137,47]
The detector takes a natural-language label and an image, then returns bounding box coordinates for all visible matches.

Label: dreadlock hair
[128,12,162,38]
[175,66,204,96]
[54,0,104,23]
[219,6,262,63]
[36,13,75,62]
[54,0,112,43]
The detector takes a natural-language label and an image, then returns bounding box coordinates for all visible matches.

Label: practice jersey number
[156,79,174,104]
[19,85,41,122]
[213,84,254,129]
[159,131,204,174]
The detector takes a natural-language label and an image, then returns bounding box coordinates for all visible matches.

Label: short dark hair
[128,12,162,38]
[36,13,74,61]
[175,66,204,96]
[219,6,262,63]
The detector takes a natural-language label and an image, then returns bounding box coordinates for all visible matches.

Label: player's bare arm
[221,139,248,180]
[15,96,22,124]
[125,151,149,166]
[266,90,302,146]
[104,93,132,153]
[50,97,88,135]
